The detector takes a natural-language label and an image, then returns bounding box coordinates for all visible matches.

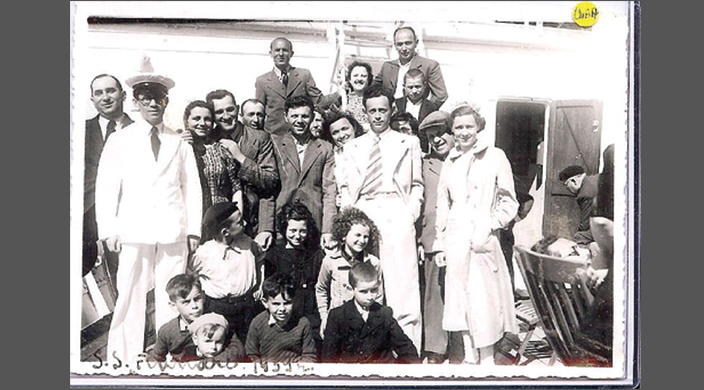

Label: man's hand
[187,235,200,257]
[254,231,273,251]
[434,251,447,267]
[320,233,336,252]
[178,130,194,145]
[220,139,246,163]
[104,235,122,253]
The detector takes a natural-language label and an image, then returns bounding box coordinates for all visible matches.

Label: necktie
[150,126,160,161]
[281,71,289,88]
[360,136,382,196]
[105,120,116,143]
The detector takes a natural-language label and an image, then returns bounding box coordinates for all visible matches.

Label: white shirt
[97,114,129,142]
[394,60,412,100]
[190,239,258,299]
[405,99,422,122]
[354,300,370,322]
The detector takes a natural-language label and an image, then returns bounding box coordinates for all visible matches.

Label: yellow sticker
[573,1,599,27]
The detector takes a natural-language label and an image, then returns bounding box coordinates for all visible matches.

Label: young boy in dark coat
[321,262,420,363]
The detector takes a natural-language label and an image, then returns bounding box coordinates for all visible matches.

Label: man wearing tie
[255,37,340,136]
[84,74,134,279]
[337,84,424,354]
[95,57,202,365]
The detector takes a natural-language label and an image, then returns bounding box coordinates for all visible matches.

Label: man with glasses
[558,165,600,245]
[95,56,202,366]
[374,26,448,108]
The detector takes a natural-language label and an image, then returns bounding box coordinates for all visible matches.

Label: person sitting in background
[340,60,373,133]
[309,106,326,139]
[389,112,424,154]
[558,164,600,245]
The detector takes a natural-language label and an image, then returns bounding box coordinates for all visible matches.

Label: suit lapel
[344,302,366,333]
[279,134,301,175]
[286,68,303,96]
[299,138,322,184]
[360,304,384,338]
[265,70,286,99]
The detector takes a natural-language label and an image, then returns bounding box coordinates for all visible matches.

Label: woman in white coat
[433,104,519,364]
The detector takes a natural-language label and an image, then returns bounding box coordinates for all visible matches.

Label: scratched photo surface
[70,1,637,386]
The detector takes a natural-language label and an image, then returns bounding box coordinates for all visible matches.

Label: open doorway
[495,100,547,197]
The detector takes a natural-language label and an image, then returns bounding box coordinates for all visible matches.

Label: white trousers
[356,197,422,354]
[107,242,187,365]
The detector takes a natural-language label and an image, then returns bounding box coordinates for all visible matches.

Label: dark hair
[531,235,560,254]
[270,37,293,51]
[450,105,487,132]
[346,61,374,92]
[320,110,364,146]
[165,273,202,302]
[390,112,420,135]
[403,68,426,85]
[393,26,417,42]
[240,98,265,116]
[182,100,213,129]
[331,207,381,255]
[348,261,379,288]
[362,84,394,110]
[275,202,320,249]
[205,89,236,106]
[90,73,124,94]
[262,273,296,301]
[284,95,315,115]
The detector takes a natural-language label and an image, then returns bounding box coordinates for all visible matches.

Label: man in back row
[256,37,340,136]
[375,26,448,109]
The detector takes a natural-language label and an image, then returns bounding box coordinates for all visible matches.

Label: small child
[190,202,265,345]
[322,262,420,363]
[245,273,317,363]
[316,207,384,338]
[148,273,204,362]
[264,202,324,347]
[181,312,245,362]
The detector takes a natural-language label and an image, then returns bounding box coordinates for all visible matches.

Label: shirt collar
[341,247,364,264]
[98,113,128,131]
[273,65,292,78]
[178,316,190,332]
[354,300,370,317]
[370,128,392,140]
[396,53,416,67]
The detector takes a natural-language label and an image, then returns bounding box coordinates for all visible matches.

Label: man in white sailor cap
[95,54,203,365]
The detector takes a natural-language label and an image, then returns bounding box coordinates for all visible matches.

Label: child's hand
[319,316,327,340]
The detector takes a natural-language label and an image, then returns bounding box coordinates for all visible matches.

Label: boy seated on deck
[321,261,420,363]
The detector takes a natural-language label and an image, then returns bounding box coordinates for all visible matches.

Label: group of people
[82,26,557,367]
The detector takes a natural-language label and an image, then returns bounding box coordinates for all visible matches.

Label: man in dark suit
[83,74,134,277]
[270,96,337,249]
[255,37,339,136]
[374,26,448,108]
[393,68,440,125]
[205,90,280,251]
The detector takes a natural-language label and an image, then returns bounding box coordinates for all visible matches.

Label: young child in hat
[190,202,265,346]
[181,312,245,362]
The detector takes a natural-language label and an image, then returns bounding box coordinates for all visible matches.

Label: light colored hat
[125,54,175,90]
[188,312,228,335]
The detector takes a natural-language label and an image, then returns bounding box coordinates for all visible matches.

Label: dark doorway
[495,100,547,196]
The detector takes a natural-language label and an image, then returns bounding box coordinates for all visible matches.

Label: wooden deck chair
[514,245,612,367]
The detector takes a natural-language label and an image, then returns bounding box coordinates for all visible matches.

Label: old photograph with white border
[70,1,638,386]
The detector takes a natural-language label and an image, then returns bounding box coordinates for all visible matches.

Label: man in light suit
[271,95,337,248]
[337,84,424,353]
[255,37,339,137]
[374,26,448,108]
[205,91,280,251]
[96,59,202,365]
[84,74,134,278]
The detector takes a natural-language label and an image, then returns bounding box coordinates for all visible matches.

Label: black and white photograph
[70,1,638,386]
